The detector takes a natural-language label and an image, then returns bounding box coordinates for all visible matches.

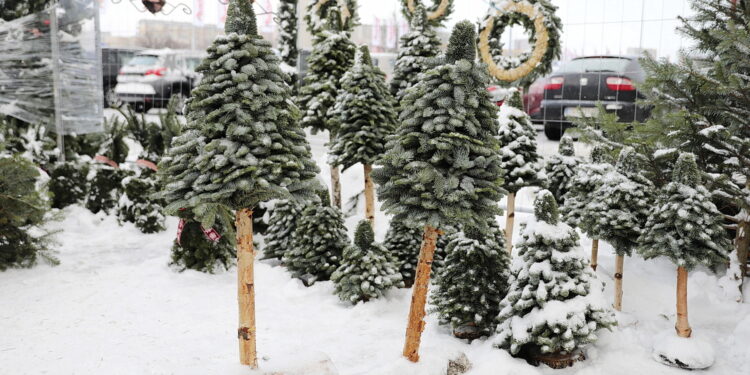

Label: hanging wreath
[478,0,562,87]
[305,0,358,34]
[401,0,453,25]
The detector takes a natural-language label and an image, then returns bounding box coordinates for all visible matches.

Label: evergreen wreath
[401,0,454,25]
[305,0,358,34]
[478,0,562,87]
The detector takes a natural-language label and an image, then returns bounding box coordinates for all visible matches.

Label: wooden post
[505,192,516,253]
[363,164,375,228]
[591,239,599,271]
[736,218,749,279]
[236,209,258,368]
[675,266,692,338]
[403,226,440,362]
[613,254,624,311]
[330,165,342,209]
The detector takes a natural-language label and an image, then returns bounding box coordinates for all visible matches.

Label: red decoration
[94,155,119,169]
[136,159,159,172]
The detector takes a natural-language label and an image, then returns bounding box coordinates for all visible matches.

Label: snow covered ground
[1,120,749,374]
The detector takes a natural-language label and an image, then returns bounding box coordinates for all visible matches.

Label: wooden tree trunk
[403,226,440,362]
[736,218,749,279]
[675,266,692,338]
[591,239,599,271]
[236,209,258,368]
[330,165,342,208]
[363,164,375,227]
[614,255,624,311]
[505,192,516,253]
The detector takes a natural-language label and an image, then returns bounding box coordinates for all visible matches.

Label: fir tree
[278,0,299,68]
[329,45,398,225]
[544,135,581,205]
[260,199,304,260]
[389,3,442,106]
[372,21,506,362]
[332,220,403,304]
[494,190,616,357]
[0,0,51,21]
[431,219,510,339]
[169,215,235,273]
[383,218,423,287]
[48,159,90,209]
[284,193,348,282]
[85,117,131,215]
[117,168,166,234]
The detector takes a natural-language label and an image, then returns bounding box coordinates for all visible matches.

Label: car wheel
[104,86,122,108]
[544,123,563,141]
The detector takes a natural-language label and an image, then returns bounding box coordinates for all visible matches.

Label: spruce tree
[278,0,299,68]
[284,193,348,283]
[431,219,510,339]
[544,135,581,205]
[373,21,506,362]
[158,2,319,366]
[383,218,455,287]
[85,117,132,215]
[0,0,51,21]
[117,168,166,234]
[331,220,403,304]
[497,89,546,252]
[329,45,398,225]
[169,215,235,273]
[389,3,442,106]
[494,190,616,359]
[260,199,304,261]
[48,159,90,209]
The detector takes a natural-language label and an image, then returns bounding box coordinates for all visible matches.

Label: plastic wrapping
[0,0,103,135]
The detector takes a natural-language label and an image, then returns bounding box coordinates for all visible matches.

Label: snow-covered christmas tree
[331,220,403,304]
[304,0,358,35]
[284,192,348,283]
[497,88,546,252]
[544,135,581,205]
[431,219,510,339]
[383,218,423,287]
[158,0,319,367]
[117,168,166,234]
[278,0,299,68]
[260,199,304,261]
[389,3,442,106]
[329,45,398,226]
[169,214,235,273]
[85,119,131,215]
[494,190,616,366]
[373,21,505,362]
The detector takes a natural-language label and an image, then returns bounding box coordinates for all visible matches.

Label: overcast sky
[100,0,693,59]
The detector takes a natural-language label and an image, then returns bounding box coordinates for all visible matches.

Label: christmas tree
[169,214,235,273]
[383,218,457,287]
[117,168,166,234]
[278,0,299,68]
[638,153,730,344]
[431,219,510,339]
[304,0,358,35]
[85,117,131,215]
[284,192,348,283]
[297,7,356,208]
[0,0,51,21]
[544,135,581,205]
[329,45,398,225]
[372,21,505,362]
[389,3,442,106]
[494,190,616,362]
[158,1,319,367]
[399,0,454,27]
[48,159,89,209]
[331,220,403,304]
[259,199,304,260]
[561,145,614,271]
[497,89,546,252]
[586,147,654,310]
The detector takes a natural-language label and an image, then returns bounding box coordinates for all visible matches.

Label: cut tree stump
[505,192,516,253]
[591,239,599,271]
[330,165,342,209]
[528,350,585,369]
[236,208,258,368]
[614,254,624,311]
[363,164,375,228]
[403,226,440,362]
[675,266,692,338]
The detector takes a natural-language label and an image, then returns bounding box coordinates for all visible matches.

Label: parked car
[540,56,650,140]
[102,47,140,108]
[523,74,547,127]
[115,49,205,113]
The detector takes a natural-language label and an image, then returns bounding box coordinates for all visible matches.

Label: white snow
[652,330,715,369]
[2,119,749,374]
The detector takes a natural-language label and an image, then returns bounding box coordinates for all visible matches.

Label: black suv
[540,56,650,140]
[102,47,140,108]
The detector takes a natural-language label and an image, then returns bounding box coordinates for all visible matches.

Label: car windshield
[556,57,632,73]
[127,55,160,66]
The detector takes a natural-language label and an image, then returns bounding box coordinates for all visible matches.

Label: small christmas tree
[169,214,236,273]
[561,145,614,271]
[586,147,654,311]
[497,89,546,252]
[494,190,616,364]
[544,135,581,205]
[373,21,505,362]
[389,3,442,106]
[85,117,131,215]
[158,1,319,367]
[329,45,398,226]
[48,159,90,209]
[332,220,403,304]
[278,0,299,68]
[383,218,457,287]
[431,219,510,339]
[297,7,356,208]
[638,153,730,342]
[399,0,454,27]
[260,199,304,261]
[117,168,166,234]
[284,192,348,283]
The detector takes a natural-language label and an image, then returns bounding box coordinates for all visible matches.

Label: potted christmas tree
[373,21,505,362]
